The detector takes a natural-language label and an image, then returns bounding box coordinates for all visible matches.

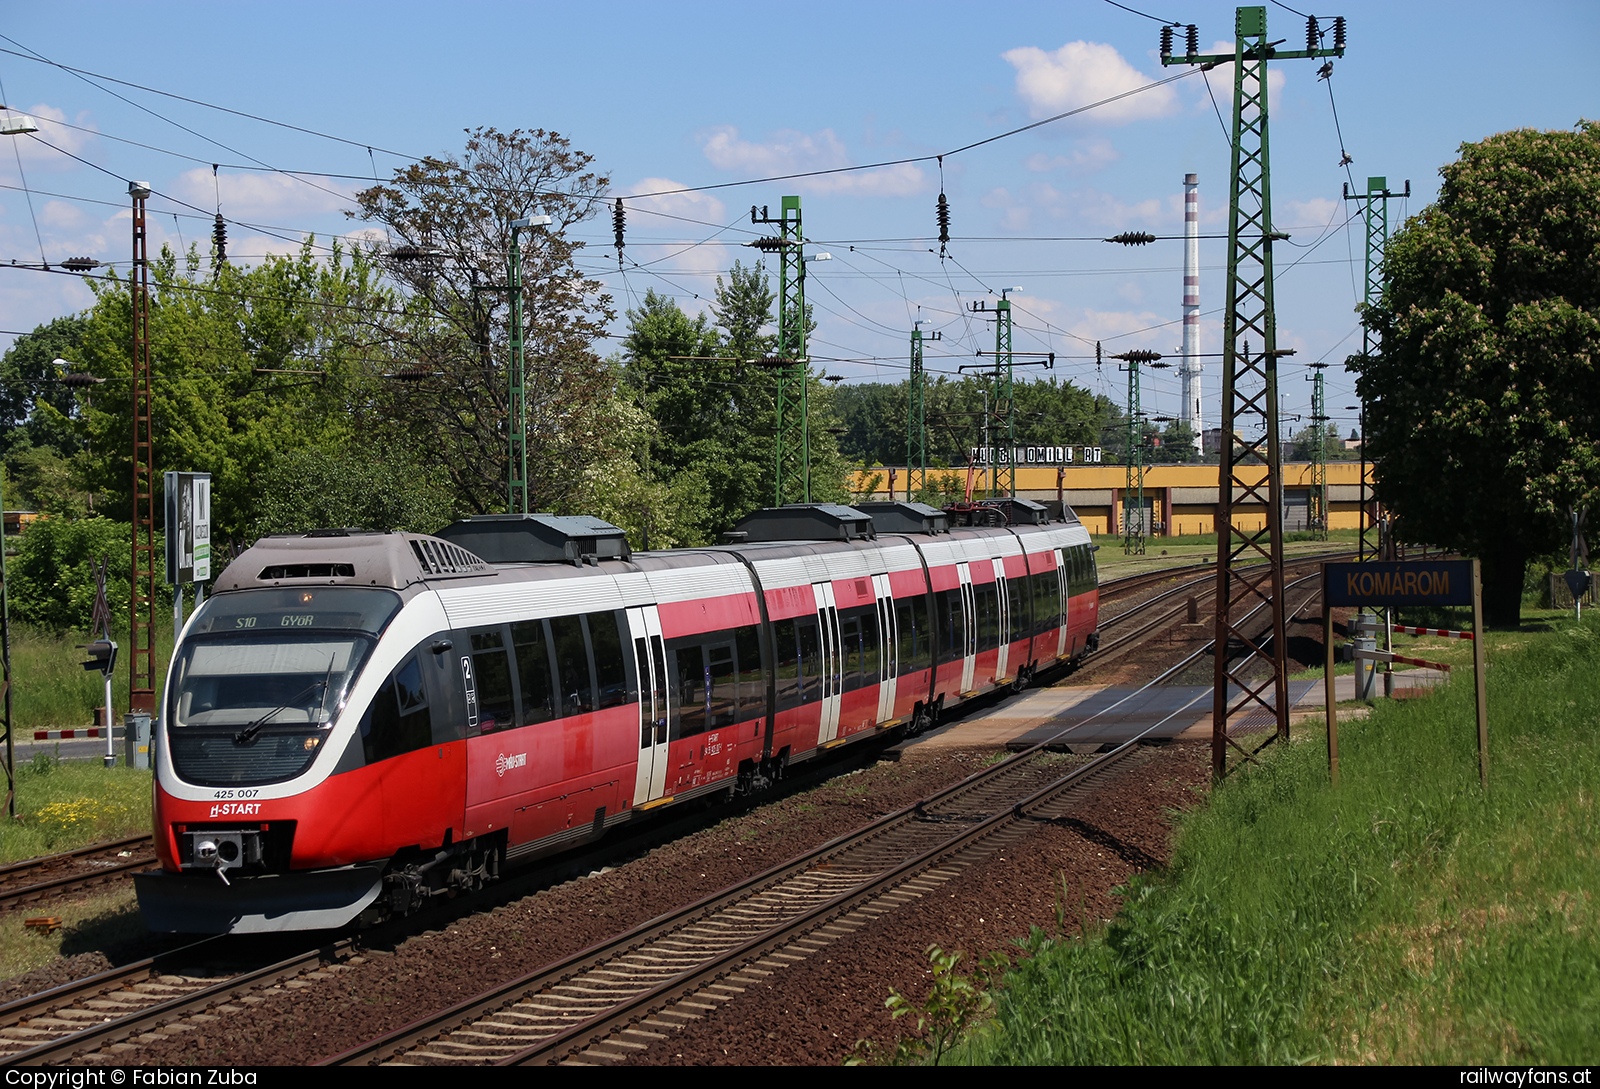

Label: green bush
[8,515,169,634]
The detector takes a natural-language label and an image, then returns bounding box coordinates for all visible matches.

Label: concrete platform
[906,668,1451,754]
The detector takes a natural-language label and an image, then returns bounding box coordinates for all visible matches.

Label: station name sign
[968,445,1104,466]
[1324,560,1473,607]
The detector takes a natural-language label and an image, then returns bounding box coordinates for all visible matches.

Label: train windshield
[170,587,402,732]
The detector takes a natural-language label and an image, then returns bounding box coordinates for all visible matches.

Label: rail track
[0,836,156,913]
[0,551,1348,1067]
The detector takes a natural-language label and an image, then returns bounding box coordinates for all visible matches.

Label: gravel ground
[115,748,1000,1066]
[617,739,1210,1066]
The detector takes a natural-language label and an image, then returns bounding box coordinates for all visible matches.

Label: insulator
[1119,350,1162,364]
[612,198,625,252]
[1307,16,1319,53]
[1186,24,1198,56]
[61,257,97,272]
[748,236,788,252]
[1160,25,1173,57]
[1333,16,1346,51]
[212,214,227,264]
[1107,231,1157,246]
[936,192,951,246]
[389,367,432,382]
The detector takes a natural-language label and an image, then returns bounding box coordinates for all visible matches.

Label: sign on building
[967,445,1104,466]
[164,472,211,585]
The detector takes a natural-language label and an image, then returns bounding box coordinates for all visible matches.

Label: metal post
[757,197,809,506]
[507,226,528,514]
[128,181,157,716]
[997,293,1015,499]
[907,323,936,501]
[1124,353,1144,554]
[1162,6,1344,779]
[1308,362,1329,539]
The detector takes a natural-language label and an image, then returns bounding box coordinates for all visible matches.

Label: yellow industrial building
[856,461,1371,537]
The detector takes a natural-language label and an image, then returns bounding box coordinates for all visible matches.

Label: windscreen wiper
[234,679,323,745]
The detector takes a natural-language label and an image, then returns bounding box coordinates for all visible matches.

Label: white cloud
[698,126,926,196]
[613,178,736,306]
[1278,196,1339,232]
[172,167,354,221]
[1001,42,1178,124]
[40,200,86,230]
[1024,137,1121,175]
[987,183,1166,230]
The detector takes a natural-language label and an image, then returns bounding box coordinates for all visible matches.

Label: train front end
[134,532,471,934]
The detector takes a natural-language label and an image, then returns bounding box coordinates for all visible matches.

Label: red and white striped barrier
[1355,648,1451,672]
[32,727,123,740]
[1390,625,1474,640]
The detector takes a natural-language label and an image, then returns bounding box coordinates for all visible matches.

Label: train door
[1056,548,1070,659]
[627,606,670,807]
[994,569,1012,682]
[956,562,977,694]
[813,582,843,745]
[872,573,897,722]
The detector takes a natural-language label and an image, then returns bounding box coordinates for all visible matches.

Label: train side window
[550,615,595,716]
[772,619,801,712]
[510,619,556,725]
[706,642,736,729]
[672,641,706,738]
[859,606,880,682]
[469,629,515,733]
[909,595,932,672]
[974,583,1000,651]
[938,588,964,660]
[840,613,865,693]
[361,657,433,764]
[796,616,822,704]
[1007,577,1030,643]
[1034,568,1060,633]
[587,611,629,710]
[734,624,765,721]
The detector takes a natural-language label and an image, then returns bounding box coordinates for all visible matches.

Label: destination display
[1323,560,1474,607]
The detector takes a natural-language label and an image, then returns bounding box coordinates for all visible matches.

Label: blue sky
[0,0,1595,444]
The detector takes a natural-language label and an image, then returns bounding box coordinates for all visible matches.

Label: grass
[2,753,153,865]
[945,613,1600,1065]
[0,887,145,983]
[9,622,178,732]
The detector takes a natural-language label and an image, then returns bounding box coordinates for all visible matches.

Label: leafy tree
[1290,423,1341,463]
[350,127,616,517]
[0,314,88,462]
[8,516,169,634]
[70,239,395,538]
[620,263,848,536]
[1354,122,1600,625]
[249,439,457,538]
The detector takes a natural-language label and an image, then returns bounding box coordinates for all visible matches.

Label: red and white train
[135,502,1099,933]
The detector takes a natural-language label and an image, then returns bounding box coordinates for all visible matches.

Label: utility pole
[1162,6,1344,779]
[752,197,811,506]
[128,181,157,717]
[506,213,550,515]
[1307,361,1329,539]
[969,289,1019,498]
[906,320,939,503]
[1344,175,1407,561]
[1110,347,1163,554]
